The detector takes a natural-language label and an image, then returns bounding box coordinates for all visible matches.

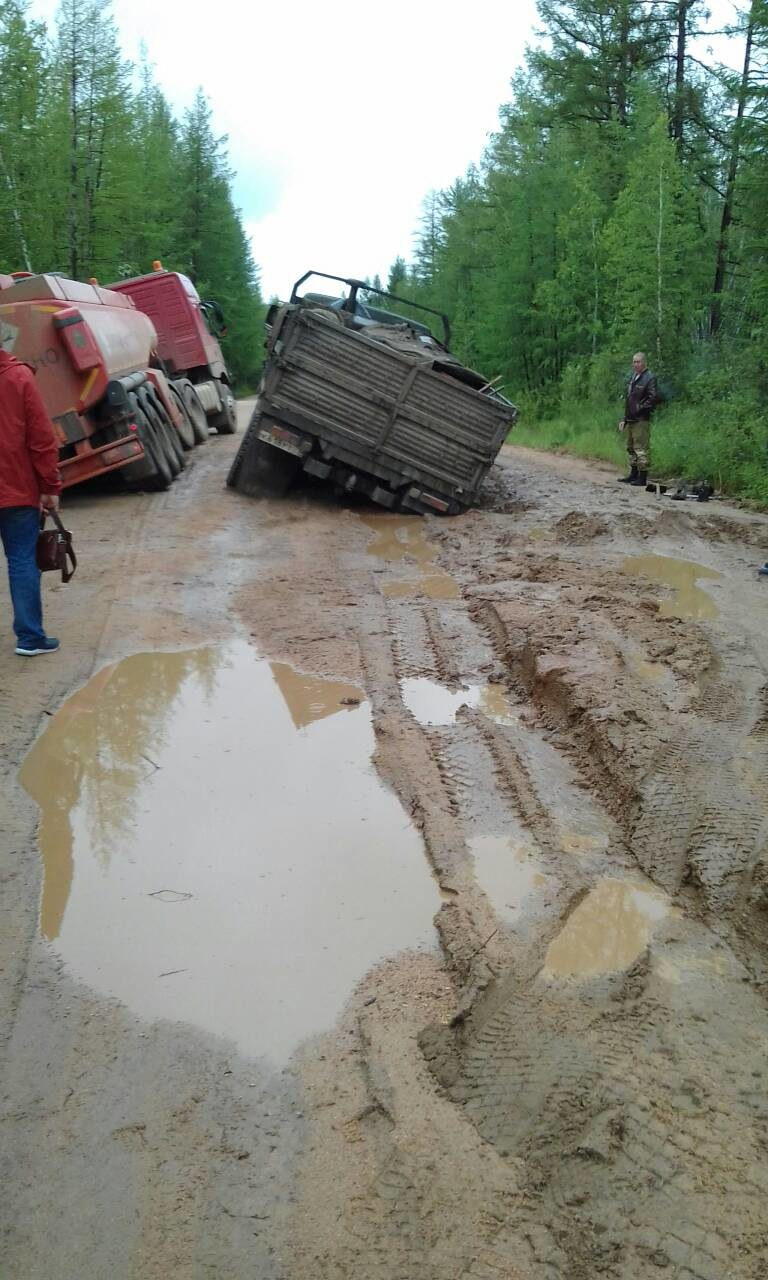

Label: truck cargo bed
[229,276,517,514]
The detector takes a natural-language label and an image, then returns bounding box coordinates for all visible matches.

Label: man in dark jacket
[0,350,62,655]
[617,352,658,487]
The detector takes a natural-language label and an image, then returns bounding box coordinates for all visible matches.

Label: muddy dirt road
[2,403,768,1279]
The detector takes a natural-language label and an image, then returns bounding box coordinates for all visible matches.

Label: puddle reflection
[401,676,519,727]
[469,836,549,920]
[622,555,721,620]
[543,878,671,978]
[361,514,460,601]
[20,643,438,1062]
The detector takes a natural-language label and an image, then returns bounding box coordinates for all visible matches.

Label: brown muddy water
[543,878,672,978]
[622,554,722,620]
[361,513,460,600]
[19,642,439,1062]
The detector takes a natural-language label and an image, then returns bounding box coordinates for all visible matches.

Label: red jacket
[0,351,61,508]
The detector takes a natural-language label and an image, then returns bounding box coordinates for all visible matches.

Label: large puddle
[361,514,460,600]
[622,554,721,620]
[19,642,438,1062]
[543,878,671,979]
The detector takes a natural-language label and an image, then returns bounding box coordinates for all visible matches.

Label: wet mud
[4,421,768,1279]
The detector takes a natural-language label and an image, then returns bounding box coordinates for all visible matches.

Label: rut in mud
[3,425,768,1280]
[236,457,768,1280]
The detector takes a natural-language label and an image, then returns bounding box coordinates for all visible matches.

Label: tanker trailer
[0,272,193,491]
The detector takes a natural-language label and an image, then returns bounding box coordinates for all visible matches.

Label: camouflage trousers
[626,419,651,470]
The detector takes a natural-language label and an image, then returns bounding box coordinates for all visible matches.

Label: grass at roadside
[509,403,768,506]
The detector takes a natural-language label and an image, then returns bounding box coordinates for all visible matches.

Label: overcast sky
[28,0,540,297]
[29,0,742,300]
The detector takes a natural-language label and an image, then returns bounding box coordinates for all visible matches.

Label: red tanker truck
[108,263,237,434]
[0,271,206,491]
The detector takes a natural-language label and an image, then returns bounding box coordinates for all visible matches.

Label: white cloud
[28,0,539,296]
[27,0,745,299]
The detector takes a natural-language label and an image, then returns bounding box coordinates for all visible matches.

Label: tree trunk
[710,4,754,337]
[616,3,630,125]
[68,23,79,279]
[0,139,32,271]
[591,216,599,355]
[672,0,691,153]
[656,158,664,364]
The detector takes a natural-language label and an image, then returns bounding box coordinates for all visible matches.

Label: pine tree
[601,110,706,371]
[0,1,49,270]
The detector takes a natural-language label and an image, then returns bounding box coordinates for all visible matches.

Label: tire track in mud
[416,520,768,1278]
[286,489,768,1280]
[469,565,768,947]
[231,470,768,1279]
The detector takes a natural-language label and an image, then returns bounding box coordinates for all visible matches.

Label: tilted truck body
[108,266,237,434]
[0,271,206,491]
[228,272,517,514]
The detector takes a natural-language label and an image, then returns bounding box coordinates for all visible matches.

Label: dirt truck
[227,271,518,515]
[108,264,237,435]
[0,271,207,492]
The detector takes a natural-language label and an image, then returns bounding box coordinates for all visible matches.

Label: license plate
[259,425,305,456]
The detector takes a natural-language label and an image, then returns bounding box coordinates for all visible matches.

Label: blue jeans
[0,506,46,648]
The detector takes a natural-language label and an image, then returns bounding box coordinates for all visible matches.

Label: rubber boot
[630,469,648,487]
[618,465,638,484]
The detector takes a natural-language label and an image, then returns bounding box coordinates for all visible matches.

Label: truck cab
[109,266,237,433]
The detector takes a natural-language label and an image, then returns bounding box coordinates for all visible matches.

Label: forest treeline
[382,0,768,501]
[0,0,264,387]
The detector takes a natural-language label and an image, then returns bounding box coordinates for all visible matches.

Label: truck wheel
[179,381,209,445]
[161,412,186,472]
[226,415,299,497]
[167,383,196,450]
[134,407,173,491]
[140,388,184,476]
[123,396,171,490]
[211,382,237,434]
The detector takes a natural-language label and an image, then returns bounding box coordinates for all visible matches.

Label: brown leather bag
[36,509,77,583]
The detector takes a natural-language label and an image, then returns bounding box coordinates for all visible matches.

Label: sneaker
[15,637,60,656]
[758,564,768,578]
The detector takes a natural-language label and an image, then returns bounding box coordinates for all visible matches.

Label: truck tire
[140,387,184,476]
[132,406,173,491]
[226,414,299,497]
[167,383,196,450]
[179,381,209,445]
[211,382,237,434]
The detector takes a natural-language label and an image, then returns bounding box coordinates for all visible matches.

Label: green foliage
[0,0,264,389]
[385,0,768,504]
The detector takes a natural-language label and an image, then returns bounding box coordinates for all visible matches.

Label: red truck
[108,264,237,435]
[0,271,204,491]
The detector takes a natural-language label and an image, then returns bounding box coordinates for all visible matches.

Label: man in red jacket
[0,350,62,655]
